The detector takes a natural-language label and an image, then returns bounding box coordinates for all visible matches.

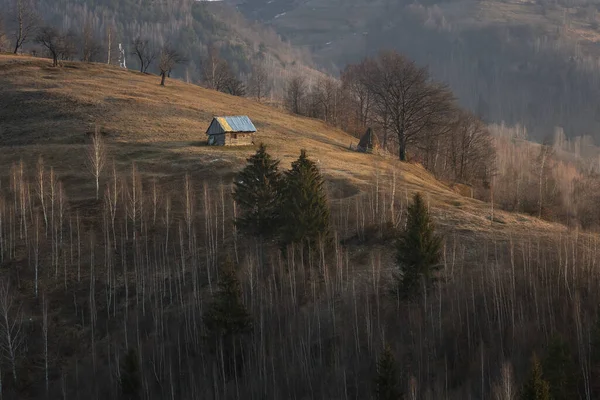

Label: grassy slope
[0,54,561,237]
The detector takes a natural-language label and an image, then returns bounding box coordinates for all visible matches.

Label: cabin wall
[207,133,254,146]
[224,133,254,146]
[208,134,226,146]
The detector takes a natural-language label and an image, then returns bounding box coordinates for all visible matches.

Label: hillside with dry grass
[4,54,600,400]
[0,54,559,236]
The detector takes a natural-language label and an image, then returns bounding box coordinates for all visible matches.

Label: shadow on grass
[190,142,258,152]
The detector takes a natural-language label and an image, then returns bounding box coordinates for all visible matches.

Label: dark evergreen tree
[120,347,141,400]
[374,344,402,400]
[395,192,442,300]
[280,149,330,250]
[542,335,578,400]
[203,260,253,380]
[233,143,283,240]
[203,260,252,340]
[521,354,551,400]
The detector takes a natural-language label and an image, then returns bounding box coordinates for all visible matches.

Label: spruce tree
[120,347,141,400]
[203,260,252,379]
[280,149,330,250]
[203,260,252,340]
[395,192,442,300]
[374,344,402,400]
[233,143,283,240]
[521,354,551,400]
[542,335,578,400]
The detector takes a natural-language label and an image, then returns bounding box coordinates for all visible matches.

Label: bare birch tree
[201,44,230,91]
[42,294,49,397]
[106,23,113,64]
[0,280,24,384]
[11,0,38,54]
[35,156,48,231]
[86,127,107,200]
[537,143,554,219]
[492,362,516,400]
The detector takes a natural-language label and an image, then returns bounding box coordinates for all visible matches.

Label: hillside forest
[4,0,600,399]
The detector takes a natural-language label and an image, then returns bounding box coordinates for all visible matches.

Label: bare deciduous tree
[35,156,48,230]
[201,45,230,92]
[341,61,373,130]
[0,280,24,384]
[310,76,340,123]
[106,23,113,64]
[158,45,185,86]
[537,143,554,219]
[81,20,102,63]
[224,72,246,97]
[492,362,516,400]
[248,62,270,102]
[11,0,38,54]
[0,18,9,52]
[35,26,62,67]
[86,127,107,200]
[59,29,78,61]
[131,36,157,73]
[446,111,495,184]
[365,51,455,161]
[42,294,49,397]
[285,75,307,115]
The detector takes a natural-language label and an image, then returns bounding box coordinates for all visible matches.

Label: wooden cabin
[206,116,257,146]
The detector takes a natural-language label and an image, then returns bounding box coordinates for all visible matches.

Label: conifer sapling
[374,344,402,400]
[120,347,141,400]
[203,259,252,339]
[395,192,442,300]
[521,354,551,400]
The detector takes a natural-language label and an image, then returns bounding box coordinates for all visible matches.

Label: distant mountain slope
[233,0,600,141]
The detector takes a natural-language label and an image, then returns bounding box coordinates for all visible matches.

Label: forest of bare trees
[0,134,599,399]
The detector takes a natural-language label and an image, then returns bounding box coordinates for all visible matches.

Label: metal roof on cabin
[214,116,257,133]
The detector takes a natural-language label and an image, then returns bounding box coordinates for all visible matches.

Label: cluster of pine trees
[234,144,442,295]
[233,144,330,263]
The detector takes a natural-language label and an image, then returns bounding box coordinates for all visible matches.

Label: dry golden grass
[0,54,566,238]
